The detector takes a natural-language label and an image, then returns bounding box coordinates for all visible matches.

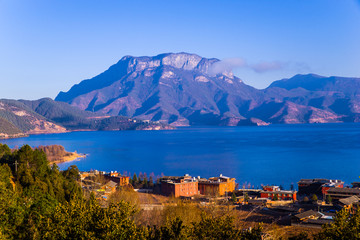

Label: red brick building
[161,175,199,197]
[104,173,130,187]
[260,186,297,201]
[198,174,236,196]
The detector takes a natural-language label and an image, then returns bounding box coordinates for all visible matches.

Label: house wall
[261,192,297,201]
[161,181,198,197]
[199,179,235,196]
[104,175,130,186]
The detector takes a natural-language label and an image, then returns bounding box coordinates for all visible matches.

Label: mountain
[264,74,360,122]
[0,98,173,139]
[19,98,173,131]
[0,99,66,138]
[56,53,266,126]
[55,53,360,126]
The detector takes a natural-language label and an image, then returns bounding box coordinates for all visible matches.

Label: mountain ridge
[55,53,360,126]
[0,98,173,139]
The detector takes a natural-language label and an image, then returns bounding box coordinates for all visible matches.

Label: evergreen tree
[326,195,332,204]
[312,194,318,202]
[149,176,154,188]
[231,192,237,203]
[132,173,138,186]
[273,194,279,201]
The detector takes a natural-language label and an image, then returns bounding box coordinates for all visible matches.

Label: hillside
[0,116,26,138]
[55,53,360,126]
[20,98,173,131]
[0,99,67,138]
[0,98,173,139]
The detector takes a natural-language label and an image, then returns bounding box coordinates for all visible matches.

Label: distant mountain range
[2,52,359,138]
[55,53,360,126]
[0,98,172,138]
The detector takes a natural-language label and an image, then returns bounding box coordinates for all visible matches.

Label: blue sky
[0,0,360,99]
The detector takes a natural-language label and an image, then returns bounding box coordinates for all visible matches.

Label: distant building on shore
[298,179,344,197]
[260,185,297,201]
[198,174,236,196]
[325,188,360,201]
[160,174,199,197]
[103,171,130,186]
[160,174,236,197]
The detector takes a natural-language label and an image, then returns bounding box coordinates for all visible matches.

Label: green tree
[133,173,138,185]
[315,209,360,239]
[244,192,249,203]
[231,192,237,203]
[312,194,318,203]
[149,176,154,188]
[273,194,279,201]
[326,195,332,204]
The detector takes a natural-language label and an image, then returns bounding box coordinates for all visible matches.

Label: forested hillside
[0,143,359,239]
[0,98,173,139]
[0,144,261,239]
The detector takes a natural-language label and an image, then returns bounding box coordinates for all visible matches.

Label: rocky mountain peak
[117,53,229,77]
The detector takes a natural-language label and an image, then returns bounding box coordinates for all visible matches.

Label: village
[79,170,360,230]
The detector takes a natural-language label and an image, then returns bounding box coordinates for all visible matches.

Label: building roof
[306,219,333,225]
[327,188,360,195]
[339,196,360,206]
[298,179,343,185]
[260,190,296,194]
[105,181,117,188]
[294,210,322,220]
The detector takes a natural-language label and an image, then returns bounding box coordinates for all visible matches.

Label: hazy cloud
[251,61,284,73]
[209,58,287,75]
[209,58,246,75]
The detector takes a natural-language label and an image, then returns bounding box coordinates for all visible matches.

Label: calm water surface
[1,124,360,189]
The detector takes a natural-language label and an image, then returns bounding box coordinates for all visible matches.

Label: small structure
[294,210,323,221]
[198,174,236,196]
[298,179,343,197]
[260,185,297,201]
[338,196,360,210]
[247,198,270,206]
[160,174,199,198]
[101,181,118,194]
[103,173,130,187]
[292,210,333,228]
[325,188,360,201]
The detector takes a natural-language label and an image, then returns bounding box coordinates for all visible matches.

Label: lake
[1,124,360,189]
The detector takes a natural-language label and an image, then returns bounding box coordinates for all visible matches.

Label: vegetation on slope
[36,145,84,163]
[0,143,259,239]
[20,98,173,131]
[0,143,359,239]
[0,117,22,135]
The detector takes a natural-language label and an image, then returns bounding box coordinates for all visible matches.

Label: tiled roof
[339,196,360,206]
[294,210,322,220]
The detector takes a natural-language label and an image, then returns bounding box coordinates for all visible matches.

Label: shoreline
[50,152,87,164]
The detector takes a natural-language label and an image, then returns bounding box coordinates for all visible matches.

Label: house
[198,174,236,196]
[292,210,333,228]
[260,185,297,201]
[160,174,199,197]
[321,181,345,195]
[263,186,280,192]
[247,198,270,206]
[101,180,118,194]
[103,173,130,187]
[325,188,360,201]
[338,196,360,210]
[260,190,297,201]
[298,179,343,197]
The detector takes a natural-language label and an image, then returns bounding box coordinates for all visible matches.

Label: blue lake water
[1,124,360,189]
